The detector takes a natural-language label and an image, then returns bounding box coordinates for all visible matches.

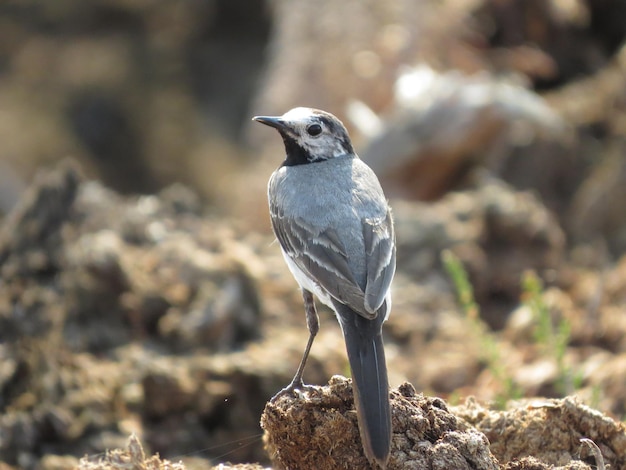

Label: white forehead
[282,107,317,123]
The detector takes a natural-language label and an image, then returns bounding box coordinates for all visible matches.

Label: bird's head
[253,107,354,166]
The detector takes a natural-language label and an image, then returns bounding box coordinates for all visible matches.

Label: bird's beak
[252,115,287,131]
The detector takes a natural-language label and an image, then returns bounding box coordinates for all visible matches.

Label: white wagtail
[253,107,396,468]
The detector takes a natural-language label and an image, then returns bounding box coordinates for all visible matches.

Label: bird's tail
[335,302,391,468]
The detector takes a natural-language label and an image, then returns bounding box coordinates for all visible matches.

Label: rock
[0,162,79,278]
[261,377,499,470]
[359,66,565,201]
[393,178,565,327]
[0,167,266,467]
[76,434,184,470]
[454,396,626,469]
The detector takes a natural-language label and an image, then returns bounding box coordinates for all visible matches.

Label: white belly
[282,248,393,323]
[282,249,335,311]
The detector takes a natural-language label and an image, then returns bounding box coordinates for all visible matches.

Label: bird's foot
[270,378,319,403]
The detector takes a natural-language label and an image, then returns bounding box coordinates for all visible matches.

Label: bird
[253,107,396,468]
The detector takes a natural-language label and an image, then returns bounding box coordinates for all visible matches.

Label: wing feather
[270,198,395,319]
[363,210,396,313]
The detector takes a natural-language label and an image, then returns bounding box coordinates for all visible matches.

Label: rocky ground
[1,1,626,469]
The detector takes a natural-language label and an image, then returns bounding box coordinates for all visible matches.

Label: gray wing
[362,210,396,313]
[270,202,395,319]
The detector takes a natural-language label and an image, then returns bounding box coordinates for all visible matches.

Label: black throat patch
[280,134,321,167]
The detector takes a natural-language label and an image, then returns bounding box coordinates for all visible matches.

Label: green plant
[442,250,522,408]
[521,271,583,396]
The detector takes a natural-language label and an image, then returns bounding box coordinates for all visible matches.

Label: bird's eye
[307,124,322,136]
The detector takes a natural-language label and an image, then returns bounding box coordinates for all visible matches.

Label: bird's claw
[271,379,319,402]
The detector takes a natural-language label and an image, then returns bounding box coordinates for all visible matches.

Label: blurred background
[0,0,270,210]
[1,0,626,468]
[1,0,626,245]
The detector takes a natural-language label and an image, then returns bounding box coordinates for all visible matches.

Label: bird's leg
[272,289,320,400]
[289,289,319,388]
